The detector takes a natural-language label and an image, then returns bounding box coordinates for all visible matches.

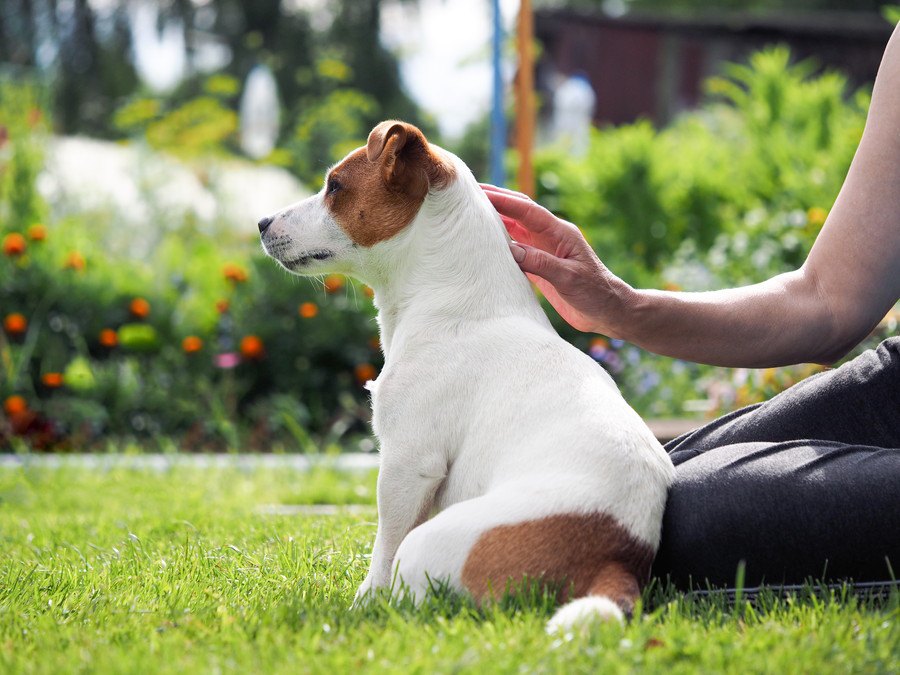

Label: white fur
[546,596,624,633]
[261,144,675,616]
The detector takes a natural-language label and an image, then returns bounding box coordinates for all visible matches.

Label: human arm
[484,24,900,368]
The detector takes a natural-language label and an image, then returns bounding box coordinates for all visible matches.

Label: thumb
[509,243,570,286]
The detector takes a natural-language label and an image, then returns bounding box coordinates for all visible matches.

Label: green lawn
[0,462,896,674]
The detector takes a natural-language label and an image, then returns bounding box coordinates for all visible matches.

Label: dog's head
[258,120,456,278]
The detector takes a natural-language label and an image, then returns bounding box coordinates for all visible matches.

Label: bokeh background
[1,0,898,452]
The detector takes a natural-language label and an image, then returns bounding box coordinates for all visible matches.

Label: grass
[0,463,897,674]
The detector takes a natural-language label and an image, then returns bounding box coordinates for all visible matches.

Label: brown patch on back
[326,121,456,247]
[460,512,654,613]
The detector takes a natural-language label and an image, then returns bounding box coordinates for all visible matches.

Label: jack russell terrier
[258,120,674,631]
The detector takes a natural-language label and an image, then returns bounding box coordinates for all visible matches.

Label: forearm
[612,25,900,368]
[615,268,840,368]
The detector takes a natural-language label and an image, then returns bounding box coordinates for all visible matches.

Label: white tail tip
[546,596,624,634]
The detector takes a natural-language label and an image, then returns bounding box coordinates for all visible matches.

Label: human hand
[482,184,632,335]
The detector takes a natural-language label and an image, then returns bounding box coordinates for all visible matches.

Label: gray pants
[651,337,900,589]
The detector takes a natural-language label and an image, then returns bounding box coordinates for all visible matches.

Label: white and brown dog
[259,121,674,631]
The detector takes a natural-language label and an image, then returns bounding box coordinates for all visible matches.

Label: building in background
[535,9,894,128]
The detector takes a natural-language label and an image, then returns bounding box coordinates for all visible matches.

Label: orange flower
[239,335,265,360]
[27,224,47,241]
[215,299,230,314]
[663,281,682,292]
[323,274,344,293]
[129,297,151,319]
[223,262,249,283]
[41,372,63,388]
[3,313,27,336]
[2,233,26,257]
[99,328,119,348]
[590,337,609,351]
[368,336,380,351]
[363,285,375,299]
[807,207,828,227]
[3,395,27,416]
[182,336,204,353]
[27,108,42,128]
[355,363,377,384]
[64,251,86,271]
[299,302,318,319]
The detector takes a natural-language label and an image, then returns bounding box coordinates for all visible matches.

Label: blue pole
[490,0,506,186]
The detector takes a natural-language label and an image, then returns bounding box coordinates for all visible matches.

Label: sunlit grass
[0,464,896,673]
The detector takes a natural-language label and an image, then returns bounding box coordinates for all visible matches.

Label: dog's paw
[351,579,376,610]
[546,596,624,634]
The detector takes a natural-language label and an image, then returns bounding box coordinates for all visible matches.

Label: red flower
[355,363,377,384]
[324,274,344,293]
[3,313,27,336]
[182,336,204,353]
[64,251,86,271]
[223,263,248,283]
[41,372,63,388]
[129,298,151,319]
[299,302,318,319]
[239,335,265,360]
[3,395,27,416]
[27,224,47,242]
[99,328,119,348]
[3,233,26,257]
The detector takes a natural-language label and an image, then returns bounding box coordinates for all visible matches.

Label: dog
[258,120,674,631]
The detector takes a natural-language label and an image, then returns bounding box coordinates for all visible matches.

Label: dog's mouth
[283,249,335,270]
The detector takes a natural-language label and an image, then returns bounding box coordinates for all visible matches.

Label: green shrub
[1,45,893,449]
[534,46,868,286]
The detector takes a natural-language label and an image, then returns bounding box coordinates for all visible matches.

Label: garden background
[1,2,899,673]
[2,0,899,453]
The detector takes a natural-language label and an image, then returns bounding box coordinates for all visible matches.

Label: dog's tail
[545,563,638,634]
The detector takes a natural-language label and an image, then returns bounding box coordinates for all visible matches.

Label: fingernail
[509,243,526,263]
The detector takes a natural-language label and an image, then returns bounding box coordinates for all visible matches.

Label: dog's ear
[366,121,452,196]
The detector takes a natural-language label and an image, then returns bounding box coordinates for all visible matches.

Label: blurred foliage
[1,44,897,450]
[0,0,428,183]
[0,81,381,451]
[286,80,379,186]
[114,77,240,158]
[533,46,868,283]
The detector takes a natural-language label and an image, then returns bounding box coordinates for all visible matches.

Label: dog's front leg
[354,453,443,605]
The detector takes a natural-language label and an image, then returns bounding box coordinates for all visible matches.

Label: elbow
[813,338,857,367]
[799,265,874,366]
[805,296,879,367]
[813,320,879,366]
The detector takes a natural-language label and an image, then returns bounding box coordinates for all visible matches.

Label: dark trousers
[651,337,900,589]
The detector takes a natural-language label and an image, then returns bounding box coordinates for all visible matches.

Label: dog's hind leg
[544,563,641,632]
[389,484,655,626]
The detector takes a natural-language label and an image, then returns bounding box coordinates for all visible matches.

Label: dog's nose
[258,216,273,234]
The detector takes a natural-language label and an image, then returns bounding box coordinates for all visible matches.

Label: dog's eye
[326,177,342,196]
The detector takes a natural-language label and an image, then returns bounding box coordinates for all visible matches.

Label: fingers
[480,183,529,199]
[484,189,565,238]
[500,215,531,244]
[508,242,574,288]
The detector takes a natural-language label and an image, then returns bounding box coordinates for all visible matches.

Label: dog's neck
[360,177,553,360]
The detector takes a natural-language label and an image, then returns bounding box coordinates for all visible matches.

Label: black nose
[258,216,273,234]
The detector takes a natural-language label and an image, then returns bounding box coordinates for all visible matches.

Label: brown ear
[366,120,409,162]
[366,120,453,196]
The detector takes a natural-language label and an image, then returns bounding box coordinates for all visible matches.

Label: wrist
[592,275,641,340]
